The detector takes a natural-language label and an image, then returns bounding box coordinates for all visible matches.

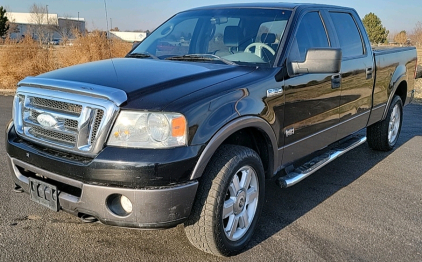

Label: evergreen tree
[0,6,9,38]
[362,12,389,44]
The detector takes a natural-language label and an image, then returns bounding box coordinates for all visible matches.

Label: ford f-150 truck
[6,3,417,256]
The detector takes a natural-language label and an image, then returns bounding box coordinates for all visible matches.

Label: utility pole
[110,18,112,30]
[46,5,49,44]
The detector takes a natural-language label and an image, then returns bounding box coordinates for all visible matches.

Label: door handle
[366,67,373,80]
[331,74,341,89]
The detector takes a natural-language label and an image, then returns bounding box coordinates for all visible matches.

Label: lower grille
[29,126,76,145]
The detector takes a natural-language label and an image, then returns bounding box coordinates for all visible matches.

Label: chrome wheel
[388,103,401,144]
[223,165,259,241]
[367,95,403,151]
[184,145,265,256]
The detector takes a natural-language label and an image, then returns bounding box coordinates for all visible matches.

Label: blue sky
[2,0,421,34]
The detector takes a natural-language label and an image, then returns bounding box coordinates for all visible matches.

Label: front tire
[184,145,265,256]
[367,95,403,151]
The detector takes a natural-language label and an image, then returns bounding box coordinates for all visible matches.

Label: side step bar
[277,135,367,188]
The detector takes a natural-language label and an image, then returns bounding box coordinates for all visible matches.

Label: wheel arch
[382,65,407,120]
[190,116,278,180]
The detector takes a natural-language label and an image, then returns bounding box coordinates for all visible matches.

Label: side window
[290,12,329,61]
[329,12,364,58]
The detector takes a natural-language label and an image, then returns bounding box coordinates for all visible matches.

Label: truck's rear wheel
[184,145,265,256]
[367,95,403,151]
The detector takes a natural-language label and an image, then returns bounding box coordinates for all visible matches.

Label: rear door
[326,11,375,140]
[282,11,341,164]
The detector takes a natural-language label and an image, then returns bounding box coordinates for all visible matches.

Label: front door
[282,11,341,164]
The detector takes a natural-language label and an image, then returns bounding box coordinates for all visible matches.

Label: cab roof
[188,2,349,11]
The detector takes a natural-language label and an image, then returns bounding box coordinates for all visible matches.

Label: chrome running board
[277,135,367,188]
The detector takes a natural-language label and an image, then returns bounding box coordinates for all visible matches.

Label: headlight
[107,111,187,148]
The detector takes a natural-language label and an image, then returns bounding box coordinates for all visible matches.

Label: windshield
[130,8,292,67]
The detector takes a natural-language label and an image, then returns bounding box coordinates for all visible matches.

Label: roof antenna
[104,0,109,36]
[103,0,118,78]
[103,0,112,58]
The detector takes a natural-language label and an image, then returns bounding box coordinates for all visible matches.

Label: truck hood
[37,58,255,109]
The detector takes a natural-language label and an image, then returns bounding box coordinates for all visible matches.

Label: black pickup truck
[6,3,417,256]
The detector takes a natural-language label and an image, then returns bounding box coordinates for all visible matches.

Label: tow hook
[80,214,98,223]
[13,184,24,193]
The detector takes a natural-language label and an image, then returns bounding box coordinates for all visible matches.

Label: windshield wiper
[165,54,237,65]
[126,52,159,60]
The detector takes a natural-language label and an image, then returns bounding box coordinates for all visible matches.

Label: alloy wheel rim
[388,104,401,144]
[222,165,259,241]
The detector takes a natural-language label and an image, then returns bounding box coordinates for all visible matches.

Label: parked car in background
[49,39,60,45]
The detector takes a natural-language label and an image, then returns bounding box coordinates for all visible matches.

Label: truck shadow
[244,103,422,252]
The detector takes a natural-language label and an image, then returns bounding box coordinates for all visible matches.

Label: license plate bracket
[29,177,59,211]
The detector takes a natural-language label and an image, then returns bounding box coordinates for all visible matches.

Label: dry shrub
[0,31,132,89]
[58,31,132,67]
[0,36,57,89]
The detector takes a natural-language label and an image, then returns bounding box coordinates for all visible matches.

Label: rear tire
[367,95,403,151]
[184,145,265,256]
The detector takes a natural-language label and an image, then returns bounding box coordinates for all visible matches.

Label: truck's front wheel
[367,95,403,151]
[184,145,265,256]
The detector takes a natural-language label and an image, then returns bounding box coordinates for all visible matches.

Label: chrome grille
[29,126,76,145]
[31,97,82,114]
[13,84,123,157]
[30,110,40,119]
[91,110,104,144]
[65,119,79,130]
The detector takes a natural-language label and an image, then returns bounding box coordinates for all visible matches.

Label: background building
[109,31,146,43]
[6,12,85,42]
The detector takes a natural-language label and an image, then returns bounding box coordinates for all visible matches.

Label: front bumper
[8,155,198,228]
[6,121,201,228]
[6,121,202,188]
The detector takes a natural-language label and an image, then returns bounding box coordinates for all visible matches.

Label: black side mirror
[290,48,342,75]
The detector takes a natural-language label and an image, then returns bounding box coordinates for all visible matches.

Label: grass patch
[0,31,132,89]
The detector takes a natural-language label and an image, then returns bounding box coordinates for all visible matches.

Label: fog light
[120,195,133,213]
[106,194,133,216]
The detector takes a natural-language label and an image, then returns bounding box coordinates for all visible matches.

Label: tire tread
[184,145,264,256]
[367,95,403,151]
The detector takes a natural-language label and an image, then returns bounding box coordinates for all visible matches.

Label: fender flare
[190,116,279,180]
[382,65,407,120]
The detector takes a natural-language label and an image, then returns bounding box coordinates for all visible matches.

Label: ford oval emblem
[37,113,58,128]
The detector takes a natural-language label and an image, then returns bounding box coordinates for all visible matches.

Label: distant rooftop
[109,31,146,42]
[6,12,85,25]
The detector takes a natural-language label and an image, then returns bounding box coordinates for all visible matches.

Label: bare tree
[410,22,422,47]
[28,4,56,44]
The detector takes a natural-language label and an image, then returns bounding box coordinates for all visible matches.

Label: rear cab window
[329,12,364,58]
